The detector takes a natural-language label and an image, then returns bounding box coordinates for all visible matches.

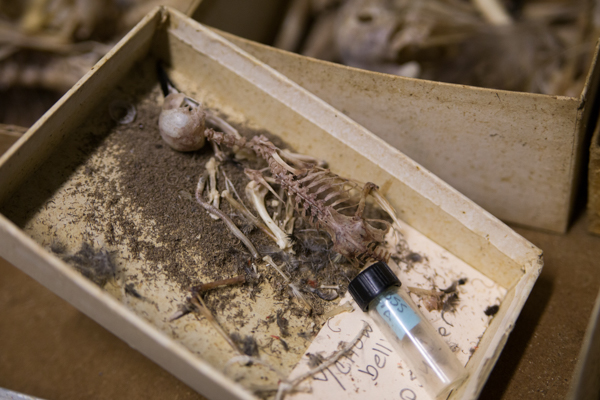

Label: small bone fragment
[282,196,296,235]
[205,111,254,160]
[272,151,303,175]
[247,181,294,252]
[371,189,403,228]
[322,301,354,319]
[305,286,338,301]
[205,111,242,139]
[245,169,283,201]
[206,157,220,218]
[408,286,445,312]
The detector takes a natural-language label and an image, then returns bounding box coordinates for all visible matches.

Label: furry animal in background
[275,0,594,95]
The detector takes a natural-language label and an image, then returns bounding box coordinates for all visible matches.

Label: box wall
[0,12,159,207]
[215,31,596,234]
[588,121,600,234]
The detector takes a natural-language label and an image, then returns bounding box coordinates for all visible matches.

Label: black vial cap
[348,261,401,311]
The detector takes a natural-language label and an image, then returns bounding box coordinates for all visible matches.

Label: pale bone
[221,189,277,242]
[206,157,220,219]
[320,285,340,290]
[371,188,403,228]
[205,112,242,139]
[0,51,100,92]
[0,25,111,55]
[246,181,294,252]
[1,0,200,93]
[300,7,338,60]
[471,0,513,25]
[282,196,296,234]
[279,148,327,168]
[273,186,284,222]
[205,111,255,160]
[222,171,243,202]
[272,151,303,175]
[245,169,283,201]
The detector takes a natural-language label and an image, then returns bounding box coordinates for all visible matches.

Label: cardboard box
[0,7,543,400]
[0,124,26,156]
[589,119,600,235]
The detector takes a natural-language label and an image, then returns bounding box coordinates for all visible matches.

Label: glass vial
[348,262,468,399]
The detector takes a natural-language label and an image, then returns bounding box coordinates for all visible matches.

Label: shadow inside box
[479,274,553,399]
[0,70,157,228]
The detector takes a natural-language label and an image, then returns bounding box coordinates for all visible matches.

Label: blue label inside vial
[376,292,421,340]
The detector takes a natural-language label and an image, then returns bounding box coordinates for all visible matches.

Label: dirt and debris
[54,242,117,287]
[125,283,143,299]
[306,352,326,368]
[406,252,423,263]
[231,333,260,358]
[408,277,467,313]
[485,304,500,316]
[276,310,291,337]
[272,335,290,352]
[168,303,193,322]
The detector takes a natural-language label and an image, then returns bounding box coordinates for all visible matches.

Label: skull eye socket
[357,12,373,23]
